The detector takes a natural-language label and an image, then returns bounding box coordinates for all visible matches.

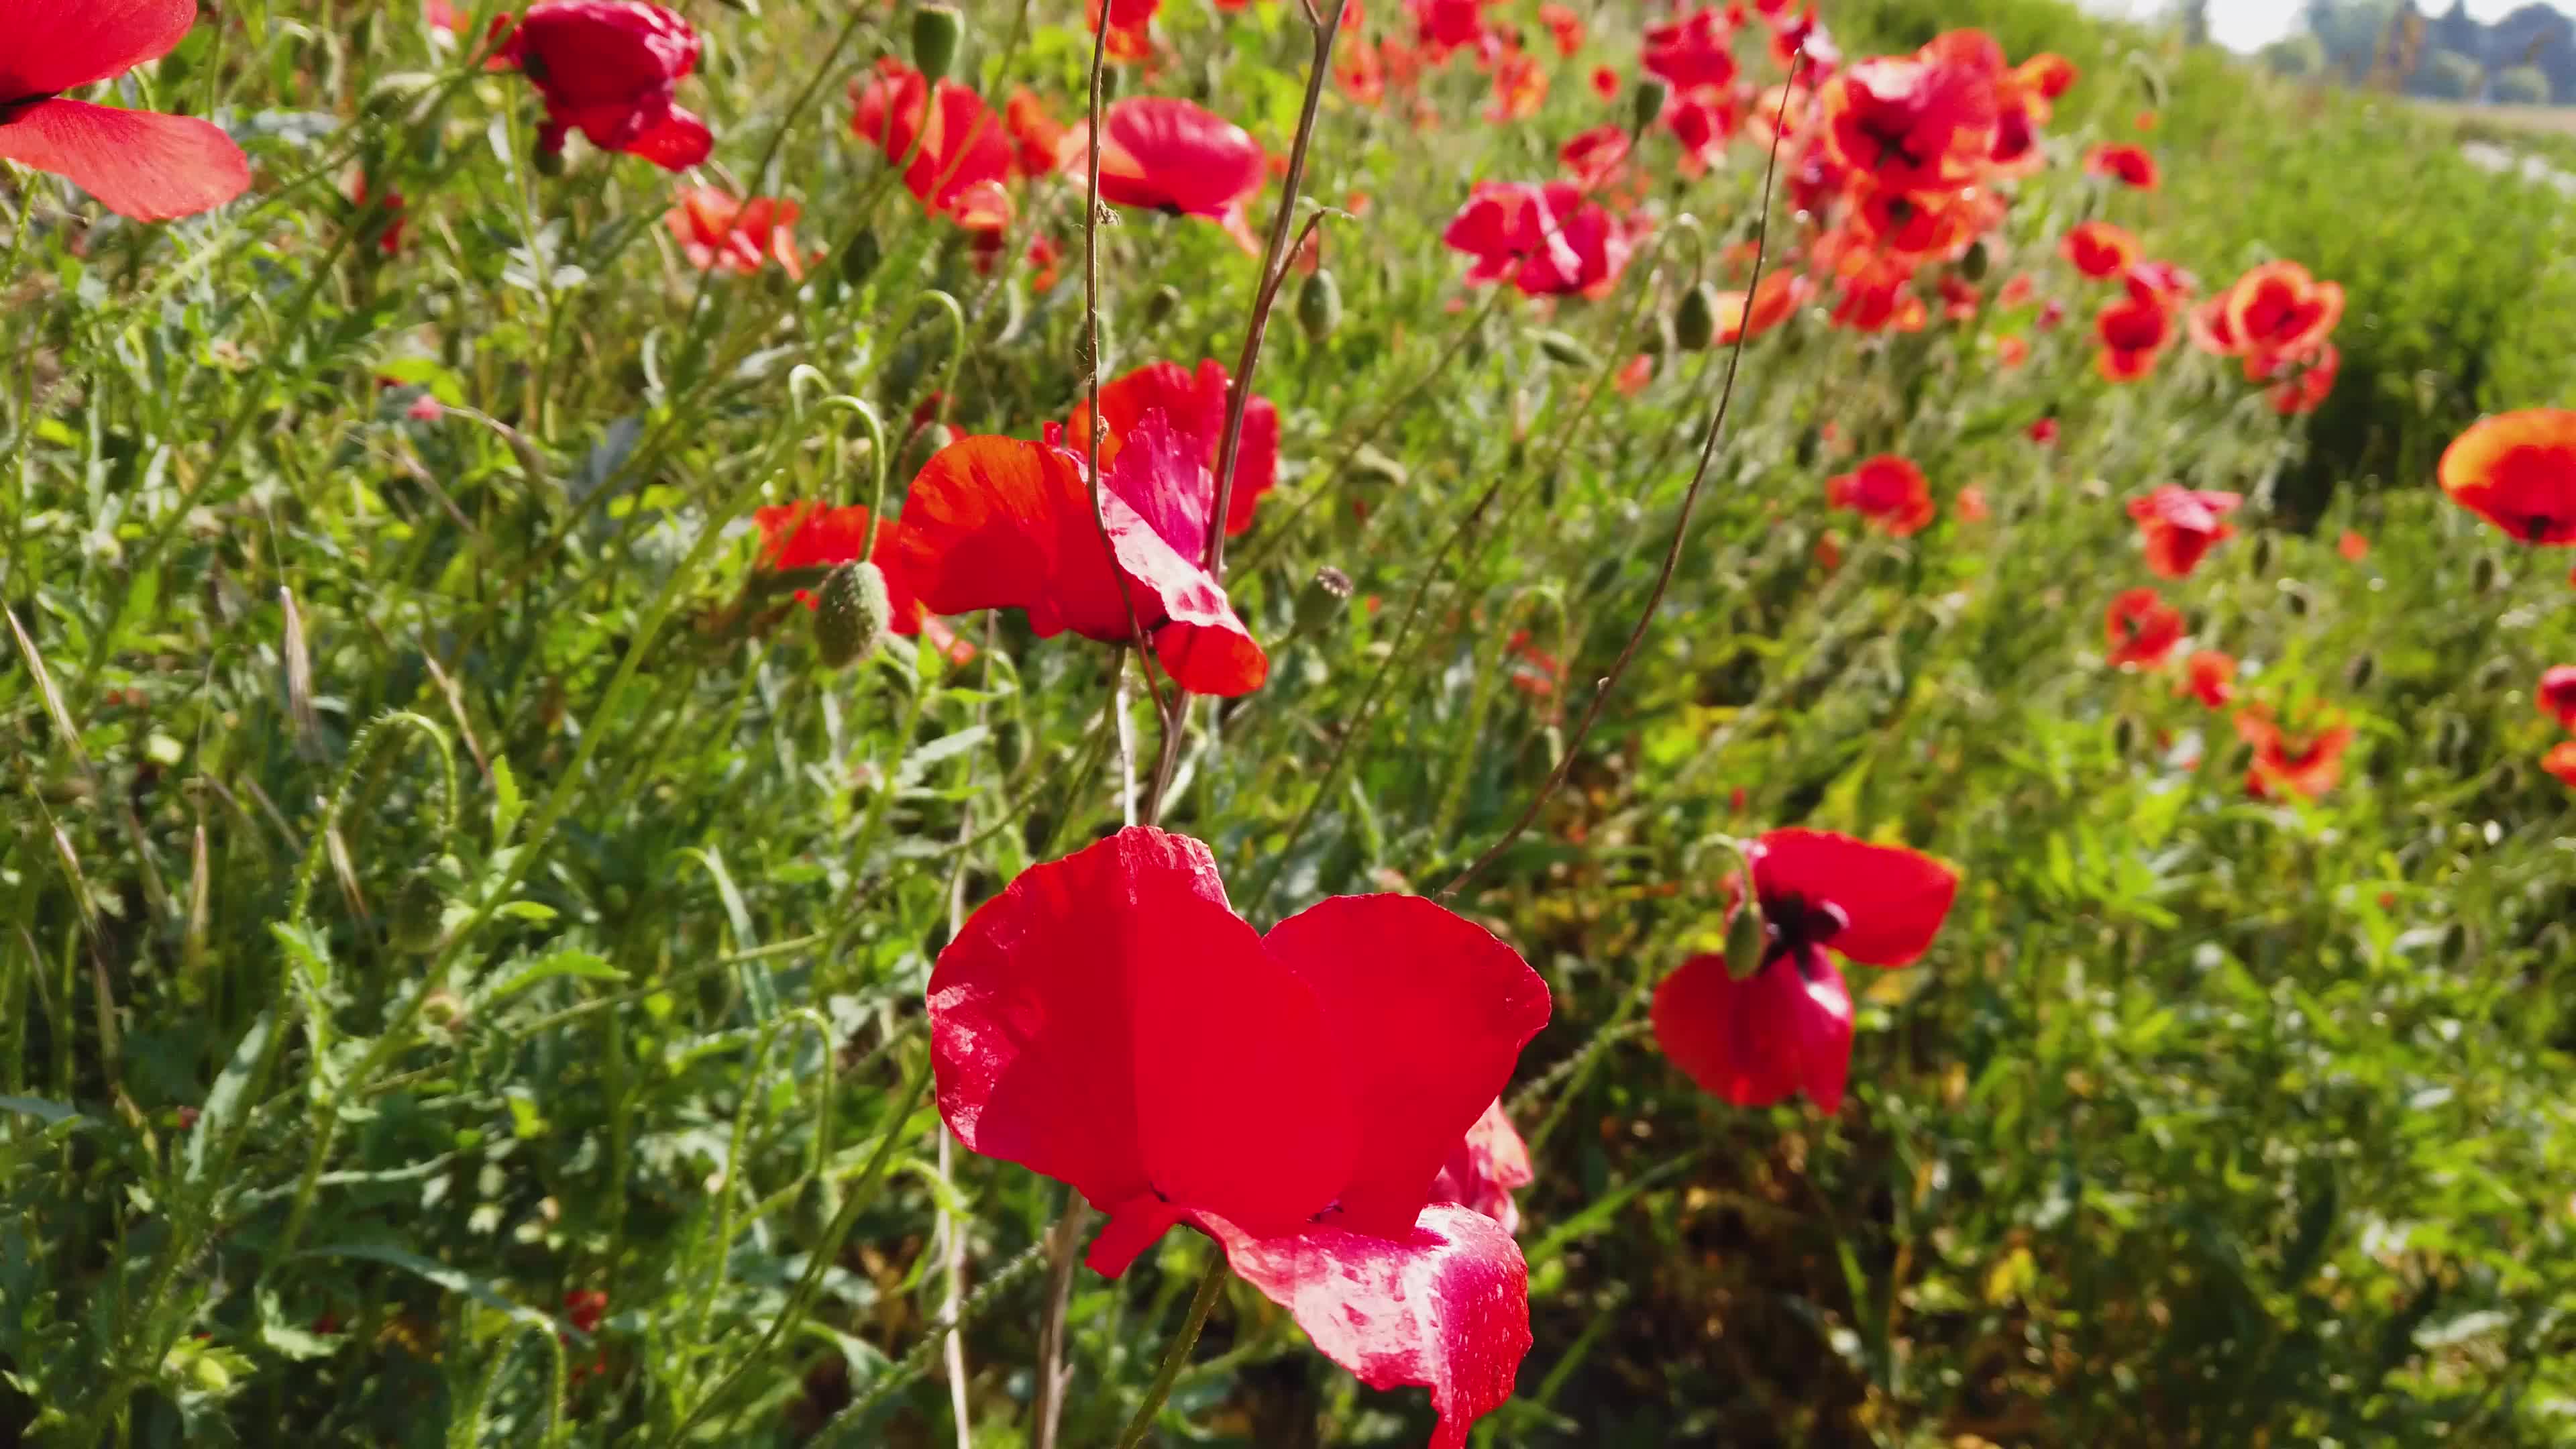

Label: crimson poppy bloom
[2538,665,2576,731]
[1665,91,1743,177]
[930,826,1550,1448]
[2181,649,2237,708]
[1087,0,1158,62]
[665,188,812,280]
[1428,1099,1534,1234]
[1004,88,1067,177]
[2438,410,2576,545]
[2105,587,2184,667]
[2545,740,2576,787]
[2027,416,2058,445]
[0,0,252,221]
[1441,180,1637,299]
[350,176,407,255]
[2061,221,2139,280]
[1411,0,1497,58]
[1058,96,1267,254]
[1817,52,1999,195]
[492,1,712,169]
[1591,64,1621,100]
[1067,359,1281,538]
[851,60,1012,223]
[1709,270,1808,345]
[2124,259,2196,307]
[2094,294,2169,382]
[2338,529,2369,561]
[1651,829,1957,1113]
[2085,142,2157,189]
[2224,261,2343,377]
[755,502,918,608]
[1644,8,1741,93]
[2127,486,2241,579]
[1559,125,1633,189]
[2267,343,2339,416]
[1538,2,1584,56]
[2015,52,2077,99]
[1485,47,1548,121]
[2235,706,2354,801]
[896,426,1267,695]
[1826,454,1936,537]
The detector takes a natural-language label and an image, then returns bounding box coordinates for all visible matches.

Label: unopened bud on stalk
[1674,282,1720,352]
[2473,555,2501,594]
[839,226,883,286]
[1145,283,1181,327]
[1298,268,1343,341]
[913,5,965,84]
[1294,565,1355,636]
[1633,78,1669,132]
[2346,651,2377,690]
[1961,239,1992,283]
[2282,582,2310,617]
[2111,714,2139,757]
[2247,531,2274,576]
[1533,329,1597,369]
[391,867,448,953]
[533,145,566,177]
[816,561,892,667]
[1723,877,1766,982]
[905,421,956,478]
[2439,921,2468,965]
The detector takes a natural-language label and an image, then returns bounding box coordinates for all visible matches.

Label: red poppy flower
[1644,8,1741,93]
[1591,64,1621,100]
[2104,587,2184,668]
[563,1289,610,1336]
[1558,125,1633,189]
[427,0,464,33]
[2546,740,2576,788]
[1998,273,2035,308]
[2267,343,2339,416]
[1817,52,1999,194]
[2127,486,2242,580]
[2060,221,2139,280]
[1087,0,1157,63]
[2124,259,2196,308]
[2438,409,2576,545]
[2223,261,2343,377]
[2094,294,2169,383]
[492,1,711,169]
[896,427,1267,696]
[2037,298,2067,330]
[1827,454,1936,537]
[1651,829,1957,1113]
[1768,7,1837,70]
[2180,649,2236,708]
[1066,359,1281,538]
[1939,272,1982,321]
[1503,629,1565,700]
[1665,92,1742,176]
[2027,416,2058,445]
[852,60,1012,223]
[1538,1,1584,56]
[2338,529,2369,561]
[2538,665,2576,731]
[1851,185,1996,261]
[2085,142,2157,189]
[1709,270,1808,345]
[1429,1099,1534,1234]
[0,0,252,221]
[1441,180,1638,299]
[666,188,812,280]
[1337,36,1389,107]
[1411,0,1497,59]
[2015,52,2076,99]
[1955,486,1990,522]
[350,176,407,255]
[2235,706,2353,801]
[753,501,923,613]
[1987,93,2047,179]
[930,826,1550,1447]
[1485,47,1548,121]
[1004,88,1066,176]
[1060,97,1267,254]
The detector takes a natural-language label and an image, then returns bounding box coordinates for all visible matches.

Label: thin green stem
[1112,1256,1229,1449]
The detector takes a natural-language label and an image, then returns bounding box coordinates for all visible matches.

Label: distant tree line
[2257,0,2574,104]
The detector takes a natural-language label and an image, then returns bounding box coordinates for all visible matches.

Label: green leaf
[0,1096,83,1127]
[186,1013,272,1183]
[479,949,625,1007]
[288,1244,561,1332]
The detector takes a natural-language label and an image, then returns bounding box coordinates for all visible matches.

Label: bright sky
[2081,0,2540,53]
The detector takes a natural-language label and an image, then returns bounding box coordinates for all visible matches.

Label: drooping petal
[1650,950,1855,1112]
[1260,896,1550,1237]
[1194,1204,1532,1449]
[1750,828,1959,968]
[622,102,714,169]
[1429,1099,1534,1235]
[0,0,199,98]
[1097,429,1270,696]
[0,99,250,222]
[1101,411,1215,566]
[927,827,1230,1245]
[900,434,1134,639]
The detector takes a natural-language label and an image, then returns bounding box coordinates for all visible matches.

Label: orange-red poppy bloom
[493,0,714,171]
[2539,665,2576,731]
[2224,261,2343,377]
[1558,125,1633,189]
[1005,88,1067,176]
[2267,343,2339,416]
[1666,91,1743,176]
[2127,486,2242,579]
[851,60,1012,223]
[1442,180,1639,299]
[2104,587,2184,668]
[2094,295,2170,382]
[2235,706,2354,801]
[0,0,253,219]
[2084,142,2157,189]
[1998,273,2036,308]
[1060,97,1268,254]
[2438,409,2576,545]
[1086,0,1157,62]
[1955,486,1990,522]
[1644,7,1740,93]
[1996,335,2029,368]
[2546,740,2576,788]
[1709,270,1809,345]
[2061,221,2139,280]
[1817,50,1999,195]
[2338,529,2369,561]
[1827,454,1936,536]
[1485,46,1549,121]
[665,188,812,280]
[2014,52,2078,100]
[1591,64,1621,99]
[2180,650,2236,708]
[1067,359,1281,538]
[1538,1,1584,57]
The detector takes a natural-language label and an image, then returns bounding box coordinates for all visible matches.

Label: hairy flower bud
[816,561,892,667]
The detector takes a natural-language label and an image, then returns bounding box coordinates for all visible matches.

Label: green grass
[7,1,2576,1446]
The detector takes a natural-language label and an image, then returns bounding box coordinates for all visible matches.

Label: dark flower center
[0,91,58,123]
[1763,892,1850,977]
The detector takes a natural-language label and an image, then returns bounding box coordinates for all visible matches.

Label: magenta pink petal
[1750,828,1959,968]
[0,99,250,221]
[1650,949,1855,1112]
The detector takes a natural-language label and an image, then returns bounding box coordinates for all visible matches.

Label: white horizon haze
[2078,0,2548,54]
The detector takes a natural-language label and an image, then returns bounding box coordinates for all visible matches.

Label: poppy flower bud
[2282,583,2310,617]
[1674,282,1720,352]
[815,561,892,667]
[419,988,470,1032]
[1145,283,1182,327]
[905,421,957,478]
[2473,555,2501,594]
[2111,714,2138,757]
[391,867,448,953]
[2346,651,2377,690]
[2476,657,2515,693]
[1298,269,1343,341]
[1962,239,1992,284]
[2226,741,2255,775]
[189,1355,233,1393]
[1723,885,1766,982]
[2248,532,2274,576]
[1293,565,1355,636]
[2433,714,2471,768]
[363,70,442,119]
[2438,922,2468,965]
[533,146,567,178]
[913,4,965,85]
[1352,444,1409,487]
[1534,330,1597,370]
[1633,78,1669,132]
[839,227,883,286]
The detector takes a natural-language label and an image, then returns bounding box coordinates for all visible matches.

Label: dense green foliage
[6,1,2576,1446]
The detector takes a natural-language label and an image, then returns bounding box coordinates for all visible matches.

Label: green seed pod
[391,868,447,953]
[1723,879,1766,982]
[2476,656,2516,692]
[1533,329,1597,369]
[904,421,957,479]
[1293,565,1355,636]
[913,4,965,85]
[2111,714,2139,757]
[2346,651,2377,690]
[1297,268,1343,341]
[2248,531,2274,576]
[816,561,892,667]
[533,145,566,178]
[839,226,883,286]
[189,1354,233,1394]
[1674,282,1720,352]
[1961,238,1992,284]
[1144,283,1182,327]
[2473,555,2501,594]
[2282,583,2310,617]
[2439,921,2468,965]
[1633,78,1670,132]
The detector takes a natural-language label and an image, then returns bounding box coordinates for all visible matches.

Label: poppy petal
[901,435,1132,639]
[623,103,714,169]
[1258,896,1548,1238]
[0,0,197,98]
[1430,1099,1535,1234]
[1750,828,1959,967]
[1192,1203,1532,1449]
[928,827,1228,1242]
[0,99,250,222]
[1650,951,1855,1112]
[1129,895,1360,1246]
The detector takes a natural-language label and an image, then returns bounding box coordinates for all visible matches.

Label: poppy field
[9,0,2576,1444]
